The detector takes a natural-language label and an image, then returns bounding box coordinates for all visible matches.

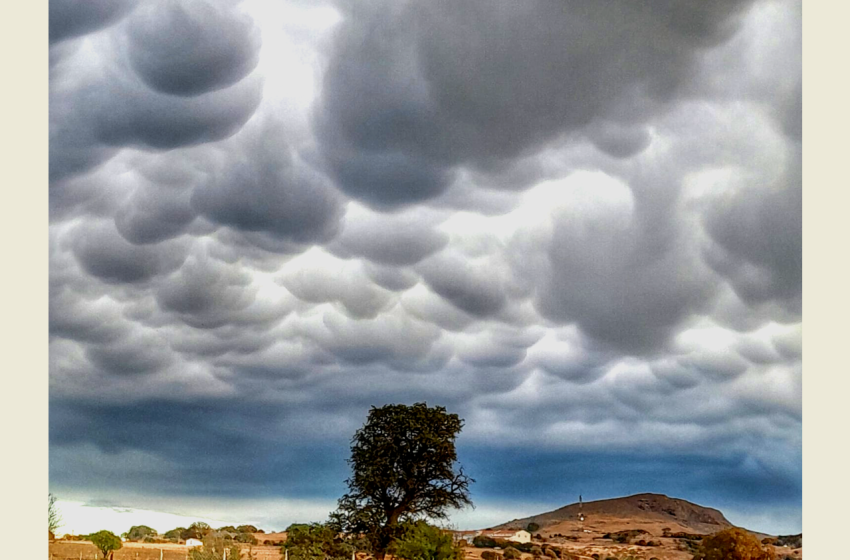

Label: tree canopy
[89,530,123,558]
[49,494,62,534]
[123,525,158,541]
[184,522,213,540]
[330,403,473,560]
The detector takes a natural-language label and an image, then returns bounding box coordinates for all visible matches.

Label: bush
[692,528,776,560]
[530,546,542,558]
[473,536,498,549]
[481,551,501,560]
[526,523,540,533]
[390,521,464,560]
[284,523,354,560]
[189,535,241,560]
[502,547,521,560]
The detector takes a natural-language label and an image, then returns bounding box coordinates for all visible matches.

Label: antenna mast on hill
[578,494,585,532]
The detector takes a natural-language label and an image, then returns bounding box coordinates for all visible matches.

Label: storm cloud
[50,0,801,535]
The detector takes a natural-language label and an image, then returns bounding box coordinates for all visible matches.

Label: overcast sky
[49,0,801,537]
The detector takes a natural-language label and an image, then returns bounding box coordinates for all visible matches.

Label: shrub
[692,528,776,560]
[474,536,498,549]
[526,523,540,533]
[189,535,241,560]
[530,546,542,558]
[284,523,354,560]
[481,551,501,560]
[502,547,521,560]
[236,532,258,544]
[389,521,464,560]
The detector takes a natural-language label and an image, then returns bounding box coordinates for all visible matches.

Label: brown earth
[493,493,732,536]
[480,493,798,559]
[48,540,283,560]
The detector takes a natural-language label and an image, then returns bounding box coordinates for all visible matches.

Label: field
[48,541,283,560]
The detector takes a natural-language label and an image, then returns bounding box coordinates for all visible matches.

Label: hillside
[492,493,734,536]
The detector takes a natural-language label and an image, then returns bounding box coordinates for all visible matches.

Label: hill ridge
[490,493,734,536]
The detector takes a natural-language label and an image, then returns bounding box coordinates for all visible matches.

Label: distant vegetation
[283,522,353,560]
[89,530,122,559]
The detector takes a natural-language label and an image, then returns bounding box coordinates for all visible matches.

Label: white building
[481,530,532,544]
[185,538,203,547]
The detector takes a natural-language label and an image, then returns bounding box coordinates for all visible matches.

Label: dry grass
[49,540,284,560]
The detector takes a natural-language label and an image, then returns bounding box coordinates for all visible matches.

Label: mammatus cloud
[49,0,801,535]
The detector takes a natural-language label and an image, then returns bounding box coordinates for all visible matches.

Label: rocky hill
[492,493,734,536]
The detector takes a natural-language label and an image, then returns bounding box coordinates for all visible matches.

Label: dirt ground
[48,540,283,560]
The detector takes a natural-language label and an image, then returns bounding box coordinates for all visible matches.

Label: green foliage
[691,528,776,560]
[472,536,497,549]
[331,403,473,559]
[481,552,501,560]
[189,534,241,560]
[165,528,185,542]
[238,525,260,534]
[390,521,464,560]
[123,525,158,541]
[602,529,649,544]
[218,526,238,534]
[502,547,522,560]
[184,522,213,540]
[49,494,62,534]
[526,523,540,533]
[235,532,259,544]
[284,523,354,560]
[89,530,123,558]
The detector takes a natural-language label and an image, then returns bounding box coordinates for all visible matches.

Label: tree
[165,527,186,542]
[189,534,241,560]
[89,530,123,559]
[331,403,473,560]
[184,522,213,540]
[526,523,540,533]
[692,528,776,560]
[284,523,354,560]
[390,521,464,560]
[123,525,158,541]
[49,493,62,535]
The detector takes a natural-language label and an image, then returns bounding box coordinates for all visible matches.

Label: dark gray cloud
[191,122,344,247]
[70,221,189,284]
[49,0,138,44]
[703,145,802,314]
[49,0,801,536]
[315,0,755,208]
[126,0,261,96]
